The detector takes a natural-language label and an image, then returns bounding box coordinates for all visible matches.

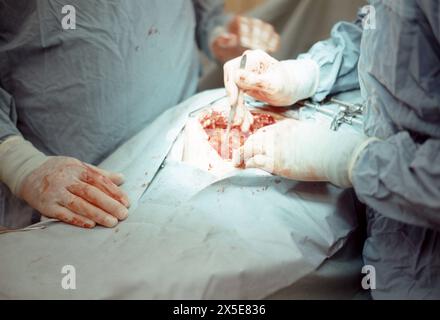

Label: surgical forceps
[298,98,364,131]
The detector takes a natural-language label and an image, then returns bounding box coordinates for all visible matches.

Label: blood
[81,167,128,206]
[67,215,93,229]
[200,111,276,160]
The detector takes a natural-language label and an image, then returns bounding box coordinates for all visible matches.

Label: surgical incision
[200,110,276,160]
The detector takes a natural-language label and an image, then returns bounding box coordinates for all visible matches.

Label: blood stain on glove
[200,110,276,160]
[80,166,129,207]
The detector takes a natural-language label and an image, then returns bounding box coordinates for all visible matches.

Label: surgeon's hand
[234,119,375,188]
[224,50,320,107]
[19,157,130,228]
[223,50,278,132]
[211,16,280,64]
[0,136,130,228]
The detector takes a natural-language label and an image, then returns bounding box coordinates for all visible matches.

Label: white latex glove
[0,136,130,228]
[233,119,376,188]
[223,50,279,132]
[211,16,280,64]
[224,50,320,107]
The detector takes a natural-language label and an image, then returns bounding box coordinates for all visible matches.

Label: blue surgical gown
[0,0,227,227]
[300,0,440,299]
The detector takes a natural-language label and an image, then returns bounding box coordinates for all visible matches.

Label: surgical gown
[299,0,440,299]
[0,0,227,227]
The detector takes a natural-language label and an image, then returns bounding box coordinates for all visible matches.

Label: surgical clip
[298,98,364,131]
[329,98,364,131]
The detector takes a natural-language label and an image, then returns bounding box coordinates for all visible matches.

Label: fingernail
[106,216,118,228]
[84,222,96,229]
[110,173,125,185]
[122,196,130,208]
[119,207,129,220]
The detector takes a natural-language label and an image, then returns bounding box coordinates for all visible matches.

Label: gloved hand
[0,136,130,228]
[223,50,278,132]
[233,119,376,188]
[224,50,320,107]
[211,16,280,64]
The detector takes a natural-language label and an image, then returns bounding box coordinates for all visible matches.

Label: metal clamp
[329,98,364,131]
[298,98,364,131]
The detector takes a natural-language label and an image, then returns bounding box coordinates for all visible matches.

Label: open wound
[200,110,276,160]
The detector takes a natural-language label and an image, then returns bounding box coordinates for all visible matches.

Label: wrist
[347,137,380,185]
[0,136,48,196]
[315,128,373,188]
[282,59,320,104]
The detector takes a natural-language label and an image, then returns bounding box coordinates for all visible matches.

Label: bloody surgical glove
[211,16,280,64]
[223,50,278,132]
[224,50,320,107]
[0,136,130,228]
[234,119,377,188]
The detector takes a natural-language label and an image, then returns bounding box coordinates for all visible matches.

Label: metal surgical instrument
[224,54,247,151]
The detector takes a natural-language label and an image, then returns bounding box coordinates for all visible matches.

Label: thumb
[215,33,239,48]
[245,154,275,173]
[232,130,269,167]
[235,70,272,92]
